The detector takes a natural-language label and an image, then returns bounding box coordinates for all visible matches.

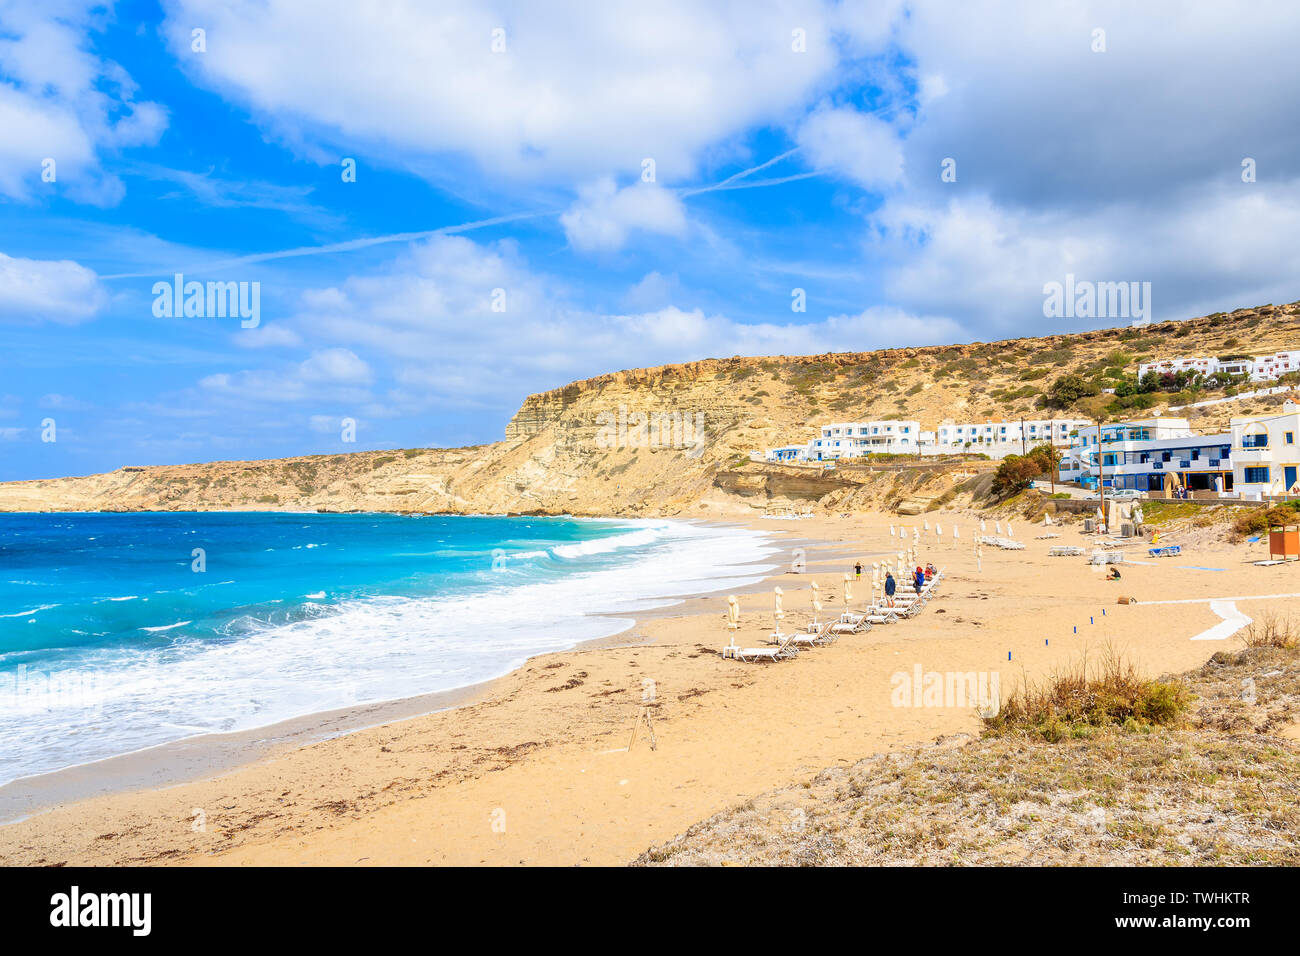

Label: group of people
[853,560,937,607]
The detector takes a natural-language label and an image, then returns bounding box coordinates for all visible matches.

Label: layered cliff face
[1,300,1297,516]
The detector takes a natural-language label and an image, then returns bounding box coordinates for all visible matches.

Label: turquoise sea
[0,512,777,785]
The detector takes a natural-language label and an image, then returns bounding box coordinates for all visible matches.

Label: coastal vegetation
[638,638,1300,866]
[983,648,1191,740]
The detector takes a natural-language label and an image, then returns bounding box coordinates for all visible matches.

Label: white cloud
[895,1,1300,205]
[872,182,1300,334]
[560,180,688,252]
[620,271,681,311]
[298,348,373,385]
[0,251,108,324]
[796,105,904,189]
[198,349,373,403]
[262,235,968,415]
[38,393,94,411]
[161,0,858,184]
[0,2,166,204]
[233,324,304,349]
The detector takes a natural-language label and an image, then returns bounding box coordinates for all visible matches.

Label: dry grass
[1239,612,1300,650]
[635,644,1300,866]
[983,647,1191,742]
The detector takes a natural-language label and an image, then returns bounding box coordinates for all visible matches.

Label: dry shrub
[1239,612,1300,650]
[984,647,1190,742]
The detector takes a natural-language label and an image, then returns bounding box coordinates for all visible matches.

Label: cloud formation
[0,1,166,204]
[0,251,108,324]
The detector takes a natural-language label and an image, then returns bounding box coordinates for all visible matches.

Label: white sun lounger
[831,613,871,635]
[733,630,801,662]
[769,625,823,647]
[858,606,902,624]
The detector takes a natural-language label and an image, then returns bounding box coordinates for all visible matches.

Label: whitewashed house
[1057,417,1235,491]
[1230,408,1300,497]
[807,420,922,460]
[934,418,1089,451]
[1139,350,1300,384]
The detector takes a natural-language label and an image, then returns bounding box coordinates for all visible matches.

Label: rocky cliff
[2,300,1297,516]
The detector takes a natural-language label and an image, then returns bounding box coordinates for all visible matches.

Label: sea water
[0,512,778,785]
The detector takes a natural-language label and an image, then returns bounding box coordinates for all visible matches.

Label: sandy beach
[1,509,1295,867]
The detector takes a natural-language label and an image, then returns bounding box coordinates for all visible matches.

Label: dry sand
[1,510,1296,866]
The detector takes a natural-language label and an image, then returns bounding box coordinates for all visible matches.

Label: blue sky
[3,0,1300,480]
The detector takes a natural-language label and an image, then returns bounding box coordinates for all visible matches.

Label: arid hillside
[2,300,1297,516]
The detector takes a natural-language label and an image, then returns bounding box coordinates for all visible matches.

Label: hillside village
[765,344,1300,500]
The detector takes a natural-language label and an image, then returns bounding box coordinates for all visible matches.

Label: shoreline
[2,509,1285,866]
[0,515,806,824]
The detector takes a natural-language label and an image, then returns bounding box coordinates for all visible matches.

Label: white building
[1250,351,1300,382]
[1230,407,1300,498]
[933,418,1089,450]
[764,445,809,463]
[1139,350,1300,384]
[808,420,921,459]
[1058,417,1214,487]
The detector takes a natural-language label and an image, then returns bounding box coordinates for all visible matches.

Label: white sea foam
[0,604,60,619]
[0,519,778,787]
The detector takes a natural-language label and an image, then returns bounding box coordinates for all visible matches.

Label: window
[1287,432,1295,445]
[1241,433,1269,449]
[1244,467,1270,484]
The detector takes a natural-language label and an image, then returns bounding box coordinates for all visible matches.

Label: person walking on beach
[884,570,896,607]
[913,566,925,595]
[854,561,862,580]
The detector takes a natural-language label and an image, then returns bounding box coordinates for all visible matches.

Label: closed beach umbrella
[980,519,987,532]
[1006,521,1013,537]
[774,586,784,621]
[889,525,895,537]
[843,574,853,606]
[811,581,822,621]
[924,519,930,532]
[935,522,942,536]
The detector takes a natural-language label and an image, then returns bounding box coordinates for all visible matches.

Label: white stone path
[1139,591,1300,641]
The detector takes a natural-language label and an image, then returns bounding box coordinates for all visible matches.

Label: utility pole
[1094,416,1107,533]
[1020,417,1027,456]
[1049,421,1058,496]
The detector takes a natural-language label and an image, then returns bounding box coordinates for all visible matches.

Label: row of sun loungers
[979,535,1025,550]
[1049,545,1086,557]
[724,569,945,662]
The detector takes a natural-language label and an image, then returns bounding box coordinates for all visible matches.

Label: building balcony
[1232,448,1274,465]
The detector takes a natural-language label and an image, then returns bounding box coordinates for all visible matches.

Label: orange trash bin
[1269,524,1300,561]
